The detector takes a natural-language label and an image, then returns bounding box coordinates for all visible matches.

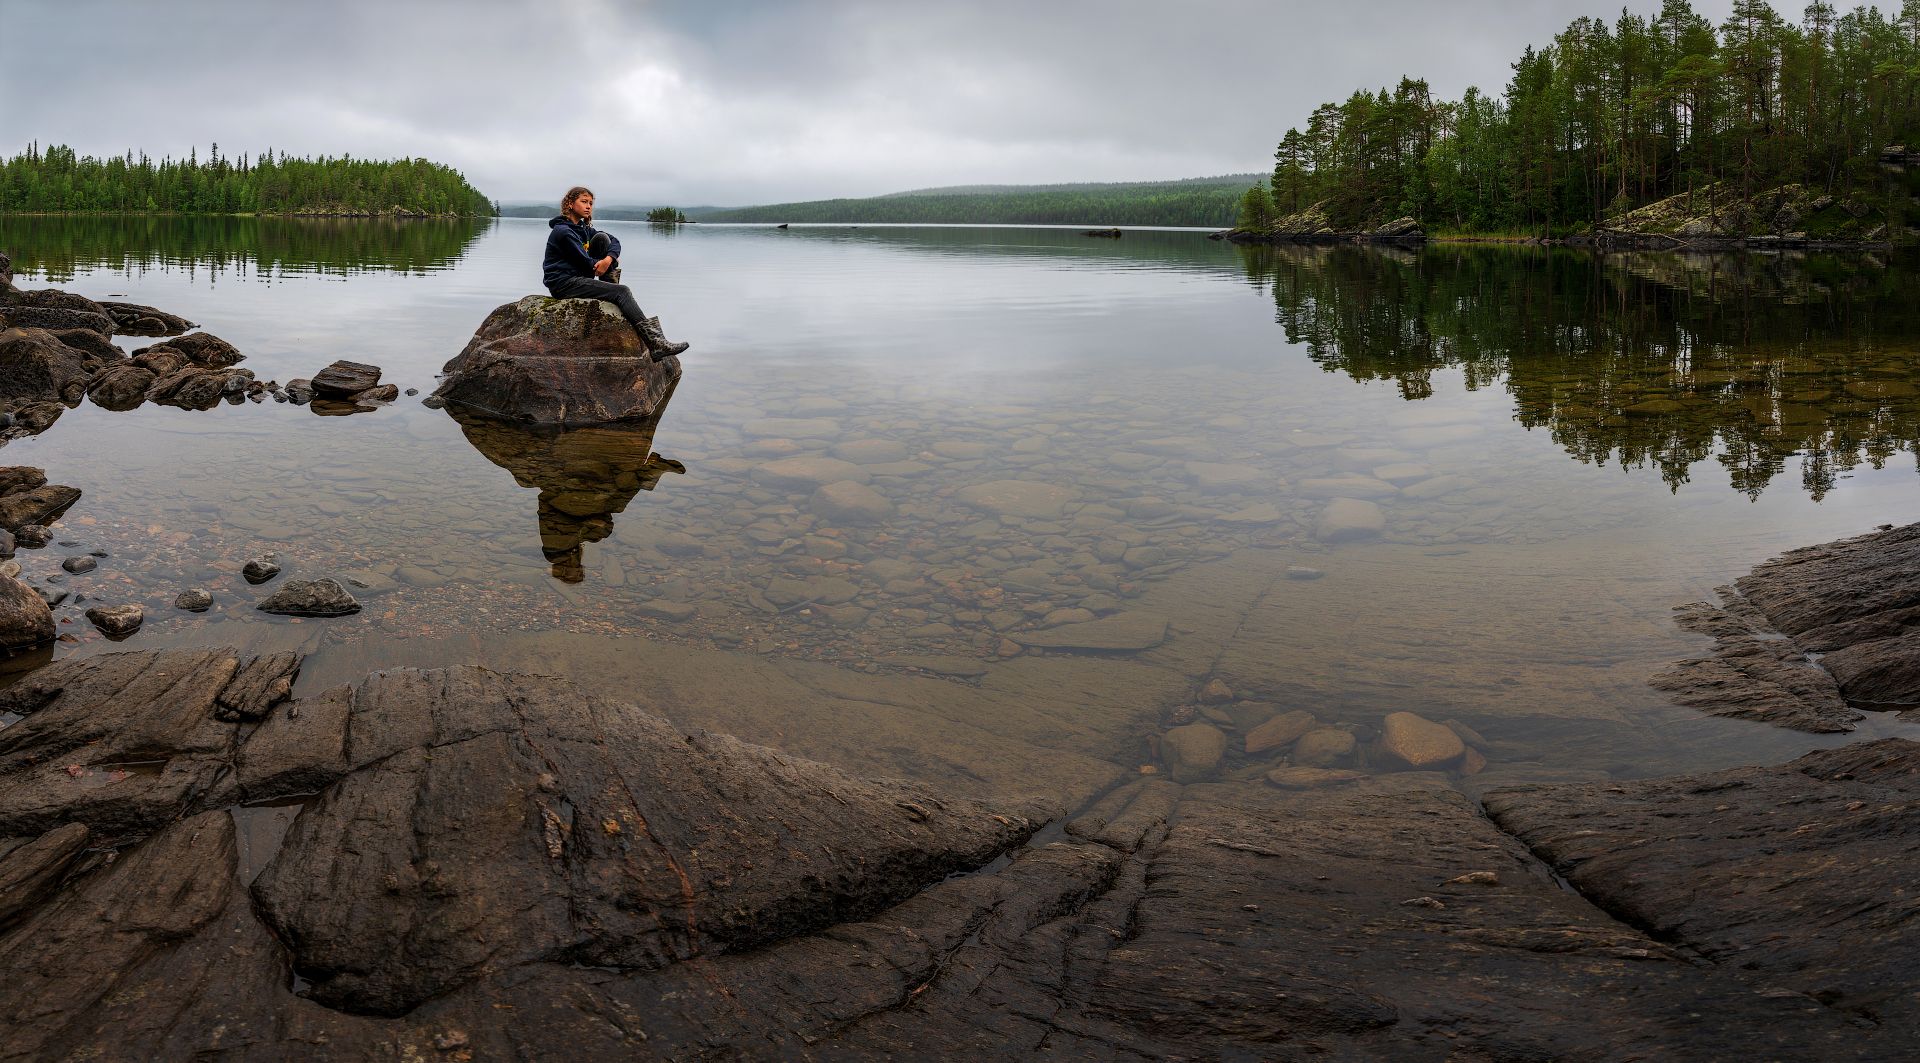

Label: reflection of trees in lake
[1244,243,1920,499]
[3,215,492,282]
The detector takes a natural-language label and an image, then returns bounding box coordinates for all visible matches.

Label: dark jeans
[547,275,646,328]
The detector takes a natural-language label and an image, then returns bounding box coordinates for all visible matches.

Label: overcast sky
[3,0,1741,207]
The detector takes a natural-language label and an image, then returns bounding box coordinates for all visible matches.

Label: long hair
[561,186,594,217]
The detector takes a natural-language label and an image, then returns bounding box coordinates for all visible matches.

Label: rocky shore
[1222,200,1426,246]
[1569,181,1895,251]
[0,645,1912,1059]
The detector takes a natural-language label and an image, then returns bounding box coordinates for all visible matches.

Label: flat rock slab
[310,359,382,397]
[0,649,1911,1058]
[1653,521,1920,731]
[1011,612,1168,651]
[1486,738,1920,1036]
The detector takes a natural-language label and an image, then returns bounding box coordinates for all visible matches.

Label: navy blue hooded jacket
[543,215,621,289]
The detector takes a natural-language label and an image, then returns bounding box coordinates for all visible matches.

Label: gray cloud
[2,0,1739,206]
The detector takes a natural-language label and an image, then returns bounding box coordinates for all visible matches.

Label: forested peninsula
[0,143,496,217]
[1236,0,1920,245]
[700,176,1256,227]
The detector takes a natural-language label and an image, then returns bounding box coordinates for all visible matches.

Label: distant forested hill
[701,175,1261,226]
[0,143,495,216]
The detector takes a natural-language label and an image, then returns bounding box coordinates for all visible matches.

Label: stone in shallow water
[1010,612,1168,651]
[175,589,212,612]
[830,439,910,465]
[256,578,360,618]
[752,456,871,491]
[1377,711,1464,770]
[1292,727,1358,767]
[764,576,859,607]
[1372,462,1432,486]
[0,575,52,648]
[1244,709,1316,754]
[809,480,894,524]
[1314,498,1385,543]
[84,604,142,638]
[242,558,281,584]
[1161,722,1227,781]
[956,480,1079,519]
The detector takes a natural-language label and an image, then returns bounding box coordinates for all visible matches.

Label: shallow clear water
[3,216,1917,799]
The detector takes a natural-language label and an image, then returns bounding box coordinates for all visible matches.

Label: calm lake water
[3,215,1917,801]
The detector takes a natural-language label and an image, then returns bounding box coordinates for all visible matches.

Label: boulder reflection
[449,404,685,583]
[1241,243,1920,499]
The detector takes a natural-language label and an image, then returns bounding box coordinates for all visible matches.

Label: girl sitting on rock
[541,186,690,360]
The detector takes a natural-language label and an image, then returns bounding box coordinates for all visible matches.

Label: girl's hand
[594,256,614,276]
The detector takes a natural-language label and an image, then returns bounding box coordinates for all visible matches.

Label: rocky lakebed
[0,243,1918,1059]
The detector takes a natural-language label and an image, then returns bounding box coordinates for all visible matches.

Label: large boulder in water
[432,296,680,426]
[0,328,102,410]
[0,287,115,336]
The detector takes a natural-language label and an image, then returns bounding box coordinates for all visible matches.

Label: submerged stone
[255,578,360,617]
[1010,612,1168,652]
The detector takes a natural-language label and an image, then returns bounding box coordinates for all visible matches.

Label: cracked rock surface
[0,648,1913,1059]
[1654,521,1920,732]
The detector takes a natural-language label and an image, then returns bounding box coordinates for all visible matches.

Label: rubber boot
[638,315,690,360]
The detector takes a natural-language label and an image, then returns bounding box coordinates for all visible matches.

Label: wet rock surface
[310,359,383,397]
[0,647,1909,1060]
[255,577,361,617]
[1654,521,1920,732]
[82,603,142,638]
[0,574,53,650]
[1486,737,1920,1036]
[0,468,79,533]
[433,296,680,426]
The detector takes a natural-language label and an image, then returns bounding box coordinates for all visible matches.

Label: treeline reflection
[0,214,491,282]
[1243,244,1920,499]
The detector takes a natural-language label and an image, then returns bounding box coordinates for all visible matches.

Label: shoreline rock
[1654,521,1920,732]
[0,647,1911,1058]
[432,296,680,426]
[0,648,1911,1057]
